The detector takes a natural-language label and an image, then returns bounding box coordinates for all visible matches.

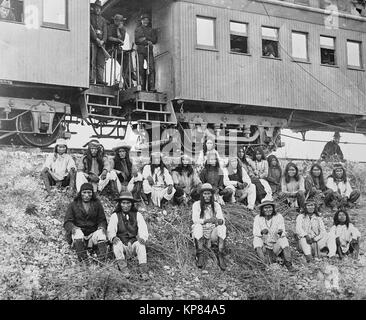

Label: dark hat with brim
[257,200,276,209]
[114,191,136,202]
[140,13,150,20]
[83,139,101,148]
[92,0,102,8]
[113,14,127,21]
[80,183,93,192]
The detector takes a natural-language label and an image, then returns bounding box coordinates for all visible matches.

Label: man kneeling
[192,183,227,270]
[253,200,295,271]
[108,191,149,280]
[64,183,108,263]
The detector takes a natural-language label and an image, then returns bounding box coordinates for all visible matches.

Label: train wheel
[16,112,64,147]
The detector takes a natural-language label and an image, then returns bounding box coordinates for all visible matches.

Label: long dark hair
[54,145,68,155]
[115,201,138,214]
[114,148,133,176]
[173,159,194,177]
[303,202,319,216]
[259,204,276,217]
[204,152,220,169]
[252,147,266,162]
[83,147,104,173]
[199,191,215,219]
[333,209,350,228]
[149,154,167,175]
[309,163,326,191]
[226,158,243,183]
[284,162,300,183]
[330,166,347,183]
[203,138,215,156]
[74,189,98,203]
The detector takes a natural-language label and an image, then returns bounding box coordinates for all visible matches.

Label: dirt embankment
[0,148,365,300]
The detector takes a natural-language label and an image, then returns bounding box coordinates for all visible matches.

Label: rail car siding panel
[0,0,89,88]
[174,1,366,116]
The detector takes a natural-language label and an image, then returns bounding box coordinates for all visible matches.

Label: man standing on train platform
[320,131,344,162]
[90,0,108,85]
[134,13,158,92]
[41,138,76,197]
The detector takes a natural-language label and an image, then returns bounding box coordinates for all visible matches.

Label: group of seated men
[40,138,362,277]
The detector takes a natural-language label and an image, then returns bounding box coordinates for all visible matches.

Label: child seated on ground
[330,209,361,260]
[295,200,336,262]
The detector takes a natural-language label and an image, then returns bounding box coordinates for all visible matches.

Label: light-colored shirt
[326,177,353,198]
[281,176,305,194]
[107,211,149,242]
[222,167,252,187]
[247,158,268,179]
[295,214,326,242]
[172,169,201,194]
[43,153,76,181]
[330,223,361,253]
[192,201,224,225]
[253,214,286,248]
[142,165,173,187]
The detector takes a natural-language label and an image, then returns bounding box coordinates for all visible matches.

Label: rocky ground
[0,147,365,300]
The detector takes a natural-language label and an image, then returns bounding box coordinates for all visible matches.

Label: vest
[116,211,138,245]
[228,171,242,183]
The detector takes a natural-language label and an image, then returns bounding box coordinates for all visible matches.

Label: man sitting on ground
[192,183,227,271]
[41,138,76,197]
[64,183,108,263]
[108,191,149,280]
[76,140,119,196]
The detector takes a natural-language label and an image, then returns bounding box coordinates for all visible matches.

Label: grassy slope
[0,147,365,300]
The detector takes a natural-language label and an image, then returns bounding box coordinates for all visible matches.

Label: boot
[139,263,149,281]
[116,259,130,278]
[255,247,267,264]
[305,254,313,263]
[283,247,296,272]
[195,239,205,269]
[96,241,108,262]
[74,239,88,262]
[217,238,227,271]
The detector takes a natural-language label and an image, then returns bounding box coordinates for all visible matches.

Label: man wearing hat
[41,138,76,196]
[253,200,295,271]
[106,13,131,84]
[110,141,143,198]
[320,131,344,162]
[191,183,227,270]
[64,182,108,263]
[295,199,336,262]
[134,13,157,91]
[107,191,149,279]
[76,140,119,196]
[90,0,108,85]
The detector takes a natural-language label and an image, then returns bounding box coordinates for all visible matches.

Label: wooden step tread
[133,109,170,114]
[88,102,120,109]
[138,120,176,124]
[87,114,126,120]
[86,92,116,98]
[136,99,167,104]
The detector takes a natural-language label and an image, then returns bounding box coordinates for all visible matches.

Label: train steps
[119,88,177,125]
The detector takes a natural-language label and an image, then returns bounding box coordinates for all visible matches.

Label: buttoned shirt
[43,153,76,181]
[295,214,326,241]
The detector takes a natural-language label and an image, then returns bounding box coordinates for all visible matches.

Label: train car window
[347,40,362,68]
[262,27,279,58]
[0,0,23,23]
[292,31,308,61]
[42,0,68,29]
[196,16,216,48]
[230,21,248,54]
[320,36,336,65]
